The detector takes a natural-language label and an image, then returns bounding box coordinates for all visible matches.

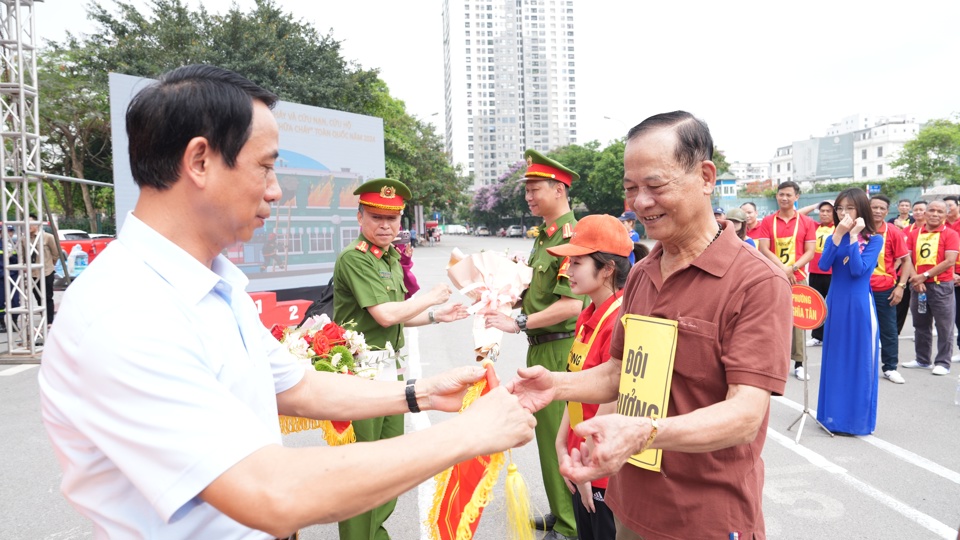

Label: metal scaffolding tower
[0,0,45,360]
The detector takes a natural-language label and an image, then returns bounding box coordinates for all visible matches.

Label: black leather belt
[527,331,575,346]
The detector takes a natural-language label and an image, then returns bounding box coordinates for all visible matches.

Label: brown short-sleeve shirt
[606,223,790,539]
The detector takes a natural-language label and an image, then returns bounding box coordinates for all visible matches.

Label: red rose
[321,323,346,346]
[312,333,332,357]
[270,324,287,341]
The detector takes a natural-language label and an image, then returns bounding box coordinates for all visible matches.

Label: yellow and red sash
[916,228,941,274]
[873,226,891,278]
[774,215,804,279]
[566,297,622,427]
[815,225,834,254]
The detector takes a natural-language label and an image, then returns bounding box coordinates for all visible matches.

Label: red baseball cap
[546,214,633,258]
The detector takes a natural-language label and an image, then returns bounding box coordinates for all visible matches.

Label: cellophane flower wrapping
[447,250,533,359]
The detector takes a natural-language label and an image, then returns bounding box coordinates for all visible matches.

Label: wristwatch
[514,313,528,333]
[791,264,799,272]
[923,271,930,279]
[899,282,908,289]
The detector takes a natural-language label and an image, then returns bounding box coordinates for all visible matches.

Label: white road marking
[0,364,38,376]
[405,327,436,540]
[767,428,957,539]
[772,396,960,486]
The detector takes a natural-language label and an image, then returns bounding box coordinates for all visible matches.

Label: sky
[35,0,960,163]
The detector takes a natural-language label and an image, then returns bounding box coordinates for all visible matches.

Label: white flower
[344,330,369,355]
[302,314,331,332]
[330,352,343,367]
[285,338,310,362]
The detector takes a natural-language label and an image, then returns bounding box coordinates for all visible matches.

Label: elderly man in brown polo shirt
[507,110,791,539]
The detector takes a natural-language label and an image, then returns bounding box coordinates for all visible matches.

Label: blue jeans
[872,287,899,372]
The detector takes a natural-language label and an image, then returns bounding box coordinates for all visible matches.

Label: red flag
[429,364,505,540]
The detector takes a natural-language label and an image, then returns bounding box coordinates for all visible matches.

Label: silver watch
[515,313,528,333]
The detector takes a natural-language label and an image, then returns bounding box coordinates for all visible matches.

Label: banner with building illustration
[109,73,386,292]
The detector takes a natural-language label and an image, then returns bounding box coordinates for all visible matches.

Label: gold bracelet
[639,417,659,453]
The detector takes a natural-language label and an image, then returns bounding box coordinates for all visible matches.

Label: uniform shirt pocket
[674,316,719,384]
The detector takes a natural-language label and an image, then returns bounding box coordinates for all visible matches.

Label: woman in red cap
[546,213,634,540]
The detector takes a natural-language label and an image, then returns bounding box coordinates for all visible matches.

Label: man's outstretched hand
[504,366,556,413]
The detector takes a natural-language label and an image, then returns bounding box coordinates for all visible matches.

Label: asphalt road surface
[2,233,958,539]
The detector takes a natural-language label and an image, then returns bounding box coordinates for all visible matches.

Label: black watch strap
[405,379,420,413]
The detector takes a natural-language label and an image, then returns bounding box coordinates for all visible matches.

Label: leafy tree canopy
[890,117,960,189]
[39,0,467,224]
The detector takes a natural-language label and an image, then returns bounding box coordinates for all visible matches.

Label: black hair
[588,251,630,291]
[871,194,891,207]
[626,111,713,171]
[898,199,911,205]
[633,242,650,262]
[777,181,801,195]
[834,188,876,237]
[126,64,279,190]
[913,200,927,208]
[546,179,570,198]
[945,195,960,205]
[740,202,757,211]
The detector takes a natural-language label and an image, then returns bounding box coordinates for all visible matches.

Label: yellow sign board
[618,314,678,472]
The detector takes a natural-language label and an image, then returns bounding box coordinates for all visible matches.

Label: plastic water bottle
[917,292,927,314]
[73,250,88,276]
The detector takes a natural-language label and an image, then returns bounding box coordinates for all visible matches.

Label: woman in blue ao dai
[816,188,883,435]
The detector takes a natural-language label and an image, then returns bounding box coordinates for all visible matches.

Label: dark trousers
[809,273,832,342]
[572,486,616,540]
[912,282,956,369]
[955,284,960,348]
[872,287,900,373]
[31,272,55,325]
[896,285,911,334]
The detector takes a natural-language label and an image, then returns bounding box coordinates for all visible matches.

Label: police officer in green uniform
[334,178,468,540]
[483,150,586,540]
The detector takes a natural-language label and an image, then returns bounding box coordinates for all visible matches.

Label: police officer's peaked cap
[523,149,579,187]
[354,178,412,212]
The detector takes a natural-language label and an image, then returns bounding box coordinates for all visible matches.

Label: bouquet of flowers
[448,248,533,361]
[271,314,389,380]
[271,313,384,444]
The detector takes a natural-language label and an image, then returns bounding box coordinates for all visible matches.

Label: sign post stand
[786,284,833,444]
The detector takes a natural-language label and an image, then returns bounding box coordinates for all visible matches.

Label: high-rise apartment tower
[442,0,577,188]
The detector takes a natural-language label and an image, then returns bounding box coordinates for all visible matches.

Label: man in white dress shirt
[38,65,534,539]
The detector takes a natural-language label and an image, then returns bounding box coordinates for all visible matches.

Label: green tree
[38,49,112,229]
[39,0,464,225]
[713,147,730,175]
[548,140,628,215]
[580,140,626,216]
[890,118,960,189]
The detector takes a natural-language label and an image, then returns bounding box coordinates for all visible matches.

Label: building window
[776,164,781,173]
[861,149,867,159]
[877,164,883,175]
[862,166,867,178]
[308,229,334,253]
[877,146,883,157]
[278,228,302,254]
[340,227,360,249]
[787,163,791,171]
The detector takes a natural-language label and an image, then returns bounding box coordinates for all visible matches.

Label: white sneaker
[901,360,933,369]
[883,370,906,384]
[794,366,810,380]
[805,338,822,347]
[951,353,960,363]
[932,365,950,376]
